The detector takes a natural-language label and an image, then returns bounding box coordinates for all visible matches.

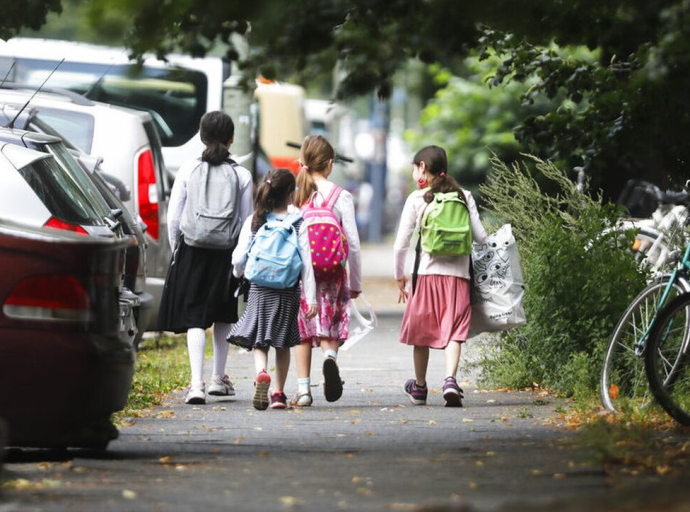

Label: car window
[11,58,207,148]
[34,108,95,154]
[38,142,112,218]
[13,156,105,225]
[29,115,80,151]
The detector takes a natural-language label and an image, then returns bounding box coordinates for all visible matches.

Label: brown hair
[294,135,335,207]
[252,168,296,232]
[413,145,463,203]
[200,111,235,166]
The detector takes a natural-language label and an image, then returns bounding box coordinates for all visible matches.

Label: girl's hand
[397,277,408,304]
[306,304,318,320]
[350,290,361,299]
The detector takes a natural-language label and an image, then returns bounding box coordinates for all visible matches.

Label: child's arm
[167,162,191,253]
[231,216,253,278]
[298,221,317,306]
[392,192,421,281]
[338,190,362,295]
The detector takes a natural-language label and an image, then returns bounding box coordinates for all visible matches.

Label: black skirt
[157,238,239,333]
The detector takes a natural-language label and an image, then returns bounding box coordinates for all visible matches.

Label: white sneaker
[185,382,206,405]
[208,374,236,396]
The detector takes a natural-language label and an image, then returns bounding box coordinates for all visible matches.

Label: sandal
[289,391,313,407]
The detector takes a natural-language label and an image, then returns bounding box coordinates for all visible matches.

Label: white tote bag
[468,224,526,338]
[341,294,378,351]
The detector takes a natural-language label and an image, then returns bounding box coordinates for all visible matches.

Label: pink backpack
[301,186,349,282]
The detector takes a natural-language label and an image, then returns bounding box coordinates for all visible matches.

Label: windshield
[14,156,105,225]
[11,58,207,148]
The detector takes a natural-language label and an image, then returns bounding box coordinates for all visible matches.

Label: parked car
[0,86,172,330]
[0,143,134,449]
[1,104,153,348]
[0,38,232,175]
[0,127,140,347]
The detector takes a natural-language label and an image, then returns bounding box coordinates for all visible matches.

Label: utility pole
[367,96,389,243]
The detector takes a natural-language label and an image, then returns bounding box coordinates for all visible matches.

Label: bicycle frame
[634,243,690,356]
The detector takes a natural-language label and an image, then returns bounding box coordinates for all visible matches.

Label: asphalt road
[2,314,690,511]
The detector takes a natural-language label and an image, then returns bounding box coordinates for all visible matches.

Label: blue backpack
[244,213,303,289]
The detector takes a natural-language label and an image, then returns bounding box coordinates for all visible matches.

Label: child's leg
[274,348,290,393]
[211,322,232,378]
[295,339,313,378]
[321,337,343,402]
[187,328,206,386]
[254,347,269,375]
[443,340,464,408]
[413,346,430,387]
[444,340,462,379]
[252,347,271,411]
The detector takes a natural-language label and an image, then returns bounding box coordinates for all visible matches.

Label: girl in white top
[228,169,317,410]
[393,145,486,408]
[158,111,254,405]
[292,135,363,407]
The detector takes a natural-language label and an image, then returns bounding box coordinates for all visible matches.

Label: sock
[212,322,232,378]
[324,349,338,360]
[187,328,206,387]
[298,378,310,394]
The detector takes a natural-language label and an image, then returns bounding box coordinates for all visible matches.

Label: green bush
[476,156,648,398]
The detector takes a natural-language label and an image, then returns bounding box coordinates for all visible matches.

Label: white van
[0,38,230,175]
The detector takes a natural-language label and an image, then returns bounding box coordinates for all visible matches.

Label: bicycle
[644,289,690,426]
[601,239,690,412]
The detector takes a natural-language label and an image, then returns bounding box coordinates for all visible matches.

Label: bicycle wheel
[601,276,689,412]
[644,292,690,425]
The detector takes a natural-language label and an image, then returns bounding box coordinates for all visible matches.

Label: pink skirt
[298,277,350,348]
[400,274,471,349]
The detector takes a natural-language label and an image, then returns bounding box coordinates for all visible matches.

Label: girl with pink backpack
[292,135,363,407]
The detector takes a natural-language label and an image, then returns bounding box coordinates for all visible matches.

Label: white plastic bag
[468,224,526,338]
[341,294,378,351]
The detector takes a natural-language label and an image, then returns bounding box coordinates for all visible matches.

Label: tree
[5,0,690,193]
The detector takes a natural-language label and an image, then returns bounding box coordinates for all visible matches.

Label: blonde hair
[294,135,335,207]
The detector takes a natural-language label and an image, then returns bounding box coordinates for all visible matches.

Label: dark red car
[0,145,134,449]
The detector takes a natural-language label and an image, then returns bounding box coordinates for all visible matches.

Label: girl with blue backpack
[393,146,487,408]
[228,169,317,410]
[292,135,363,407]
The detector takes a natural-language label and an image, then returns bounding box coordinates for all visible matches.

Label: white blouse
[393,188,487,281]
[232,213,317,305]
[306,180,363,293]
[167,159,254,252]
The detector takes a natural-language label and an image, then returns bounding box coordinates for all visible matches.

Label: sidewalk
[359,242,406,315]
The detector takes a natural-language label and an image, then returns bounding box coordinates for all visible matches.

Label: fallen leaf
[279,496,301,507]
[553,473,566,480]
[656,465,671,475]
[609,384,620,400]
[157,410,175,418]
[123,489,137,500]
[468,482,477,490]
[351,419,361,425]
[357,487,372,496]
[428,420,437,426]
[462,418,474,423]
[234,436,245,444]
[348,409,361,415]
[531,469,542,476]
[352,476,362,484]
[159,456,173,464]
[476,460,484,468]
[364,431,375,435]
[258,451,270,457]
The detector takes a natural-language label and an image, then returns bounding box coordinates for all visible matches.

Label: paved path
[4,314,690,511]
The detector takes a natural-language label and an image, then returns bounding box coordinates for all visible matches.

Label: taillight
[44,217,88,236]
[137,149,159,240]
[3,275,92,322]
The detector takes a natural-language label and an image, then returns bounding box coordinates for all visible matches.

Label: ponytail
[252,168,297,232]
[294,166,317,207]
[202,141,230,166]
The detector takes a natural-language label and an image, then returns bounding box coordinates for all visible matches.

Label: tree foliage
[4,0,689,192]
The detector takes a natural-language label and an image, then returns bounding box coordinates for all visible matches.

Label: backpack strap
[324,185,343,211]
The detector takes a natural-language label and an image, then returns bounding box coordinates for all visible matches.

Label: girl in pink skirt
[293,135,362,407]
[393,145,486,407]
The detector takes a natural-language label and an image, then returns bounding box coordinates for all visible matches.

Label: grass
[113,334,191,425]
